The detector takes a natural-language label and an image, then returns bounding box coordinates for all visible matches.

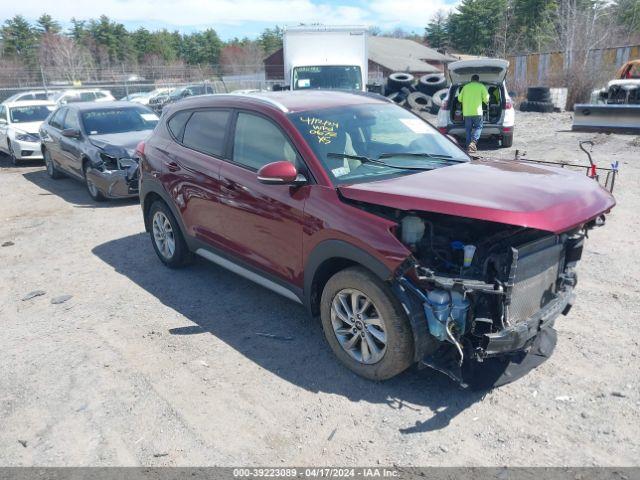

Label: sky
[0,0,460,40]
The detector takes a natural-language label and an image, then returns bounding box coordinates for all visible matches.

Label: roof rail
[217,93,289,112]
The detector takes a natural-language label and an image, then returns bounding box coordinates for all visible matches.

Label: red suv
[137,91,614,383]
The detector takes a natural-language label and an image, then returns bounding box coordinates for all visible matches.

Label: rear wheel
[320,267,414,380]
[148,200,191,268]
[44,149,62,179]
[501,133,514,148]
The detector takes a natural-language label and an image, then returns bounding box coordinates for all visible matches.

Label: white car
[0,100,56,164]
[51,89,115,105]
[436,59,515,147]
[2,90,59,104]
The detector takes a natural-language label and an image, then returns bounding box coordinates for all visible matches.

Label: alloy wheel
[152,211,176,260]
[330,288,387,364]
[85,168,100,198]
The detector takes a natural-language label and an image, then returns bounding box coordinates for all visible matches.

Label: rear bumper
[482,288,575,357]
[446,126,511,138]
[86,168,139,198]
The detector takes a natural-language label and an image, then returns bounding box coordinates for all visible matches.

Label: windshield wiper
[378,152,465,162]
[326,152,432,170]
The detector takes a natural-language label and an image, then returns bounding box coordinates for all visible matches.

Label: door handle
[165,161,180,172]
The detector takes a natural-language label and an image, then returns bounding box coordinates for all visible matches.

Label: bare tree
[554,0,617,108]
[39,33,93,82]
[220,43,265,76]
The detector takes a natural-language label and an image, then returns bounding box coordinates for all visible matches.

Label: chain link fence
[0,64,283,102]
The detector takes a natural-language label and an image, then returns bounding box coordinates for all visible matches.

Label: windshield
[81,107,159,135]
[289,103,468,185]
[9,105,55,123]
[293,66,362,90]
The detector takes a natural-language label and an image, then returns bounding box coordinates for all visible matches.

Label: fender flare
[303,239,392,312]
[140,175,189,239]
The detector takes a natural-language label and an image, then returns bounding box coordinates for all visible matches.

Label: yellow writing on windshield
[299,117,339,144]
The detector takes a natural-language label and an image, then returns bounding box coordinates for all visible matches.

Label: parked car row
[0,89,615,385]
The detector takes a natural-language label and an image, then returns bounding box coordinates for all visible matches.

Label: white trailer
[283,25,368,92]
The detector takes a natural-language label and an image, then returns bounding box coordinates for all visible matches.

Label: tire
[83,163,107,202]
[520,100,554,113]
[432,88,448,108]
[43,149,62,179]
[148,200,192,268]
[387,72,415,94]
[527,87,551,102]
[387,89,409,106]
[406,92,432,111]
[320,266,414,380]
[501,133,513,148]
[417,73,446,96]
[8,141,19,166]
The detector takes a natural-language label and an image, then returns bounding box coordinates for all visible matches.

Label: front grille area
[507,237,565,324]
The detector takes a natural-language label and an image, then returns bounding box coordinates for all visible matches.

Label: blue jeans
[464,115,483,147]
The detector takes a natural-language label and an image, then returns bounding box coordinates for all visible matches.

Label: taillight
[438,127,447,134]
[505,100,513,109]
[135,140,146,157]
[503,127,512,132]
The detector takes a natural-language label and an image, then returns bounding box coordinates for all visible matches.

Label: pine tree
[424,11,450,49]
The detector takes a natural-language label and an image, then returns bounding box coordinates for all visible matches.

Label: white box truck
[283,25,368,91]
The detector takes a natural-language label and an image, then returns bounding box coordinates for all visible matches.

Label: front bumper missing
[86,167,139,198]
[482,288,574,357]
[397,273,575,385]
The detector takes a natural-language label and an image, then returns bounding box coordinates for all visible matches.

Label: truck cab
[284,26,368,92]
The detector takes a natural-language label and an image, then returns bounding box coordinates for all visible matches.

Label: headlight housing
[15,133,39,142]
[99,152,118,170]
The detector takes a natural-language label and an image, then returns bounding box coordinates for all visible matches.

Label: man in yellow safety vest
[457,74,489,153]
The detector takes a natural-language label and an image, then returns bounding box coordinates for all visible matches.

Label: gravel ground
[0,111,638,466]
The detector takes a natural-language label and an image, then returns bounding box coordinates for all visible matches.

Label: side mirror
[257,161,306,185]
[62,128,81,138]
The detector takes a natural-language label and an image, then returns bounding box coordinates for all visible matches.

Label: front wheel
[84,164,106,201]
[8,142,19,166]
[320,267,414,380]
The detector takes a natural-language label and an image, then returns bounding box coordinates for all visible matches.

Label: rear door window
[181,109,230,157]
[80,92,96,101]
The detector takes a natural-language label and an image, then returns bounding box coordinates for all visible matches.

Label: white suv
[436,59,515,148]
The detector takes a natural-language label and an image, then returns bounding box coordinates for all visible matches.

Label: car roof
[63,101,151,112]
[4,100,56,108]
[174,90,390,113]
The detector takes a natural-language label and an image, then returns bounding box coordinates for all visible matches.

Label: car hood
[89,131,152,157]
[338,158,616,233]
[11,121,44,135]
[608,78,640,88]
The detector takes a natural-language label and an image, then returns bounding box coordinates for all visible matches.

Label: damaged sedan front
[39,101,158,201]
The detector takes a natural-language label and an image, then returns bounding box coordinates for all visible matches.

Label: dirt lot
[0,111,638,467]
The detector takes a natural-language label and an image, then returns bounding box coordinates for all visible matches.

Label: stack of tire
[520,87,555,113]
[384,71,448,115]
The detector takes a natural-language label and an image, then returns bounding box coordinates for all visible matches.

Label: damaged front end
[87,146,140,198]
[388,211,592,385]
